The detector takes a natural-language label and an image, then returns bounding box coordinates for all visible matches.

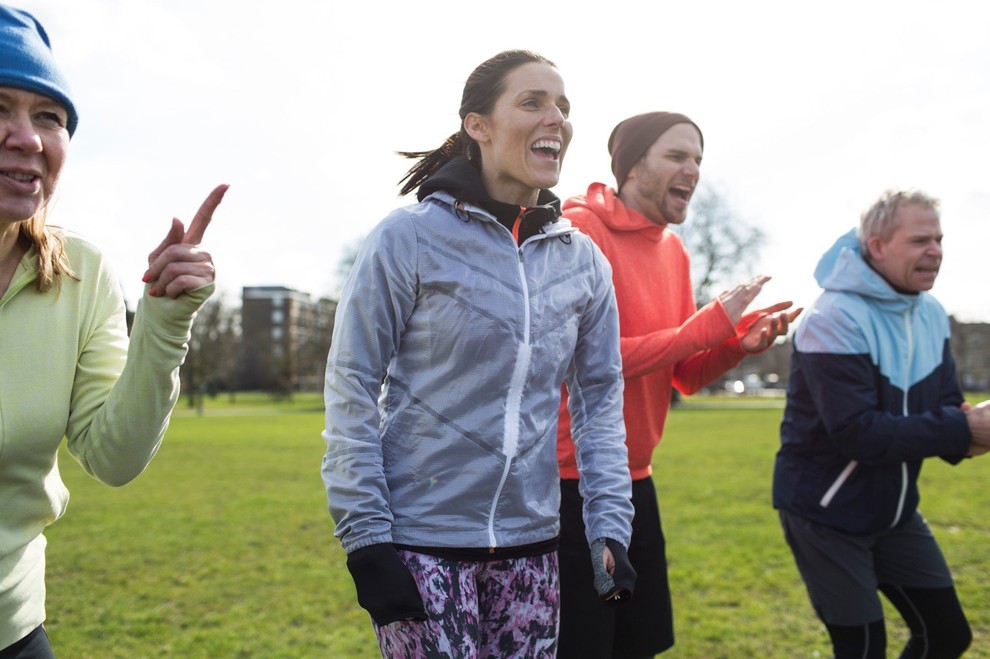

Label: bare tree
[334,237,365,295]
[293,297,338,392]
[673,182,766,306]
[182,295,241,411]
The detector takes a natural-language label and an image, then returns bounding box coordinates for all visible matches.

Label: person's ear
[464,113,489,144]
[625,160,644,186]
[866,235,886,262]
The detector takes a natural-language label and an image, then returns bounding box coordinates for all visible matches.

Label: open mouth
[1,169,42,193]
[531,139,562,161]
[670,185,693,202]
[2,170,40,184]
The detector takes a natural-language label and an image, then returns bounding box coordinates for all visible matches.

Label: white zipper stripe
[502,341,531,461]
[892,462,909,527]
[903,309,912,417]
[820,460,859,507]
[488,462,512,549]
[487,249,532,549]
[890,309,913,528]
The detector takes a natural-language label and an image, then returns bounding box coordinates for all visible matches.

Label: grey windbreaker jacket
[322,190,633,554]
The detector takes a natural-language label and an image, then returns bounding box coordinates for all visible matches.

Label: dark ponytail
[397,50,554,197]
[397,132,474,198]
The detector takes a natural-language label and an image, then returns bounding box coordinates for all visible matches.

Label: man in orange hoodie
[556,112,801,657]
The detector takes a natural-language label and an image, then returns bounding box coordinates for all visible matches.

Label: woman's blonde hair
[17,208,75,292]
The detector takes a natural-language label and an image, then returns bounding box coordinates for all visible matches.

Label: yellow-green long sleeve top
[0,231,211,648]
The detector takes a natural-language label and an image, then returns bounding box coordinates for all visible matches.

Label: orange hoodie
[557,183,756,480]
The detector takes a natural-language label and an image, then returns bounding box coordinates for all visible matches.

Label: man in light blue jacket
[774,189,990,658]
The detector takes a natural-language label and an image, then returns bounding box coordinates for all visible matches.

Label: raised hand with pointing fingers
[716,274,804,353]
[718,274,772,324]
[143,184,228,298]
[740,301,804,353]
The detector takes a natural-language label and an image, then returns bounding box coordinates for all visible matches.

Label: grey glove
[590,537,636,605]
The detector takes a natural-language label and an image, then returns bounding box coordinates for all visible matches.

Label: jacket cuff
[137,282,214,337]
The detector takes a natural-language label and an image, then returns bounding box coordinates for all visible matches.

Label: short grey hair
[858,189,940,261]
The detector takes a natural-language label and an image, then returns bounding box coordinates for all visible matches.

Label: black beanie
[608,112,702,191]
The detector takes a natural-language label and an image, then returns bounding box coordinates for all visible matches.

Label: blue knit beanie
[0,4,78,136]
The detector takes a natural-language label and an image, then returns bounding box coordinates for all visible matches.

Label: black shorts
[779,509,955,626]
[0,626,54,659]
[558,477,674,658]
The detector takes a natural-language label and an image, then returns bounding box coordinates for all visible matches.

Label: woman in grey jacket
[321,50,634,657]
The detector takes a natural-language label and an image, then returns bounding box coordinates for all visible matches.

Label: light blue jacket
[322,190,633,554]
[775,230,970,534]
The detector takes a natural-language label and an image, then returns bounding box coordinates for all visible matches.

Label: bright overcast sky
[15,0,990,322]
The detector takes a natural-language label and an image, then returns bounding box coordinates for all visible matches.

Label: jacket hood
[563,182,665,242]
[418,158,562,228]
[815,229,924,311]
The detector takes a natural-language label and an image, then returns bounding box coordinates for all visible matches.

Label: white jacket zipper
[889,310,913,528]
[488,248,531,549]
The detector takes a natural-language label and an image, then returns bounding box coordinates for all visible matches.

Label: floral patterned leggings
[374,549,559,658]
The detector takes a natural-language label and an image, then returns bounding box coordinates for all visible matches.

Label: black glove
[590,537,636,605]
[345,543,428,625]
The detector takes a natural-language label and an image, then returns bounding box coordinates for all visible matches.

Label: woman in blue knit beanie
[0,5,228,656]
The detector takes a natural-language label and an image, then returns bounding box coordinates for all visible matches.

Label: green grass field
[43,392,990,657]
